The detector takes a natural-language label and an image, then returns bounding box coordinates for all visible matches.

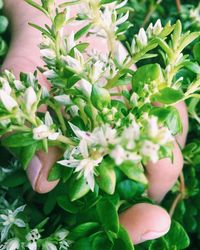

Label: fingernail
[141,228,169,242]
[26,156,42,190]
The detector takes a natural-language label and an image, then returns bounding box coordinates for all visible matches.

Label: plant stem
[175,0,181,13]
[57,135,76,146]
[169,171,185,217]
[142,0,162,27]
[46,100,67,134]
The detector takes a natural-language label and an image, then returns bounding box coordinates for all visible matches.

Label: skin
[3,0,188,245]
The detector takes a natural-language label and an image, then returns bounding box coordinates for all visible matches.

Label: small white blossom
[64,48,84,73]
[26,229,41,242]
[0,90,18,112]
[89,61,104,83]
[110,145,141,165]
[55,229,69,241]
[33,112,59,141]
[58,139,103,191]
[27,242,37,250]
[140,140,160,163]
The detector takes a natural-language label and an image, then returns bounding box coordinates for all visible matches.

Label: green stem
[46,100,67,134]
[57,135,76,146]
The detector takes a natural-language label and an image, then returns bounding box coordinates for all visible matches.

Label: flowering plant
[0,0,200,249]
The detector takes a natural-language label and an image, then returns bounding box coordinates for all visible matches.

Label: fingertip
[119,203,171,244]
[27,147,62,193]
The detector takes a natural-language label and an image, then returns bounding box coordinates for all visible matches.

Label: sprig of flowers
[0,0,199,204]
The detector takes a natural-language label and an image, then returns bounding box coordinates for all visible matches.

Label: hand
[2,0,188,245]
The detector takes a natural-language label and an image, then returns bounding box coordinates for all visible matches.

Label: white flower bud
[40,49,56,60]
[6,239,20,250]
[153,19,163,35]
[43,242,57,250]
[54,95,72,105]
[136,28,148,47]
[0,90,18,112]
[55,229,69,240]
[43,70,56,79]
[24,86,37,113]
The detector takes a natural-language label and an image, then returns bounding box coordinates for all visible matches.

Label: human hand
[2,0,188,245]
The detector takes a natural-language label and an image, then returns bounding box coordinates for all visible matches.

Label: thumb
[26,146,62,193]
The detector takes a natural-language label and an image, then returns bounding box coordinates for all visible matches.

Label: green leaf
[0,16,8,34]
[57,195,79,214]
[2,132,35,148]
[0,171,27,187]
[132,64,163,94]
[118,161,148,185]
[69,222,100,240]
[48,163,62,181]
[117,180,146,200]
[69,175,90,201]
[149,237,168,250]
[165,106,183,135]
[184,61,200,74]
[193,42,200,63]
[92,234,113,250]
[74,23,93,40]
[151,87,184,104]
[96,198,119,234]
[20,143,38,169]
[96,158,116,195]
[113,225,134,250]
[91,85,111,110]
[164,220,190,249]
[71,237,92,250]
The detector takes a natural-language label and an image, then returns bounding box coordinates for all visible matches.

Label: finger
[174,101,188,148]
[146,141,183,202]
[119,203,171,244]
[26,146,62,193]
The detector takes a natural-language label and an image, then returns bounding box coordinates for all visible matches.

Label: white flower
[6,239,20,250]
[33,112,59,141]
[92,124,118,148]
[148,116,159,138]
[116,0,128,9]
[58,139,103,191]
[26,229,41,242]
[136,28,148,47]
[140,140,160,163]
[24,86,37,113]
[0,90,18,112]
[110,145,141,166]
[146,23,153,38]
[130,92,139,106]
[59,240,70,250]
[64,48,84,73]
[157,127,174,145]
[89,61,104,83]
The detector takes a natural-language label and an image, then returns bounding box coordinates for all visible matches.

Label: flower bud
[91,85,111,110]
[54,10,68,32]
[0,90,18,112]
[6,239,20,250]
[24,86,37,113]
